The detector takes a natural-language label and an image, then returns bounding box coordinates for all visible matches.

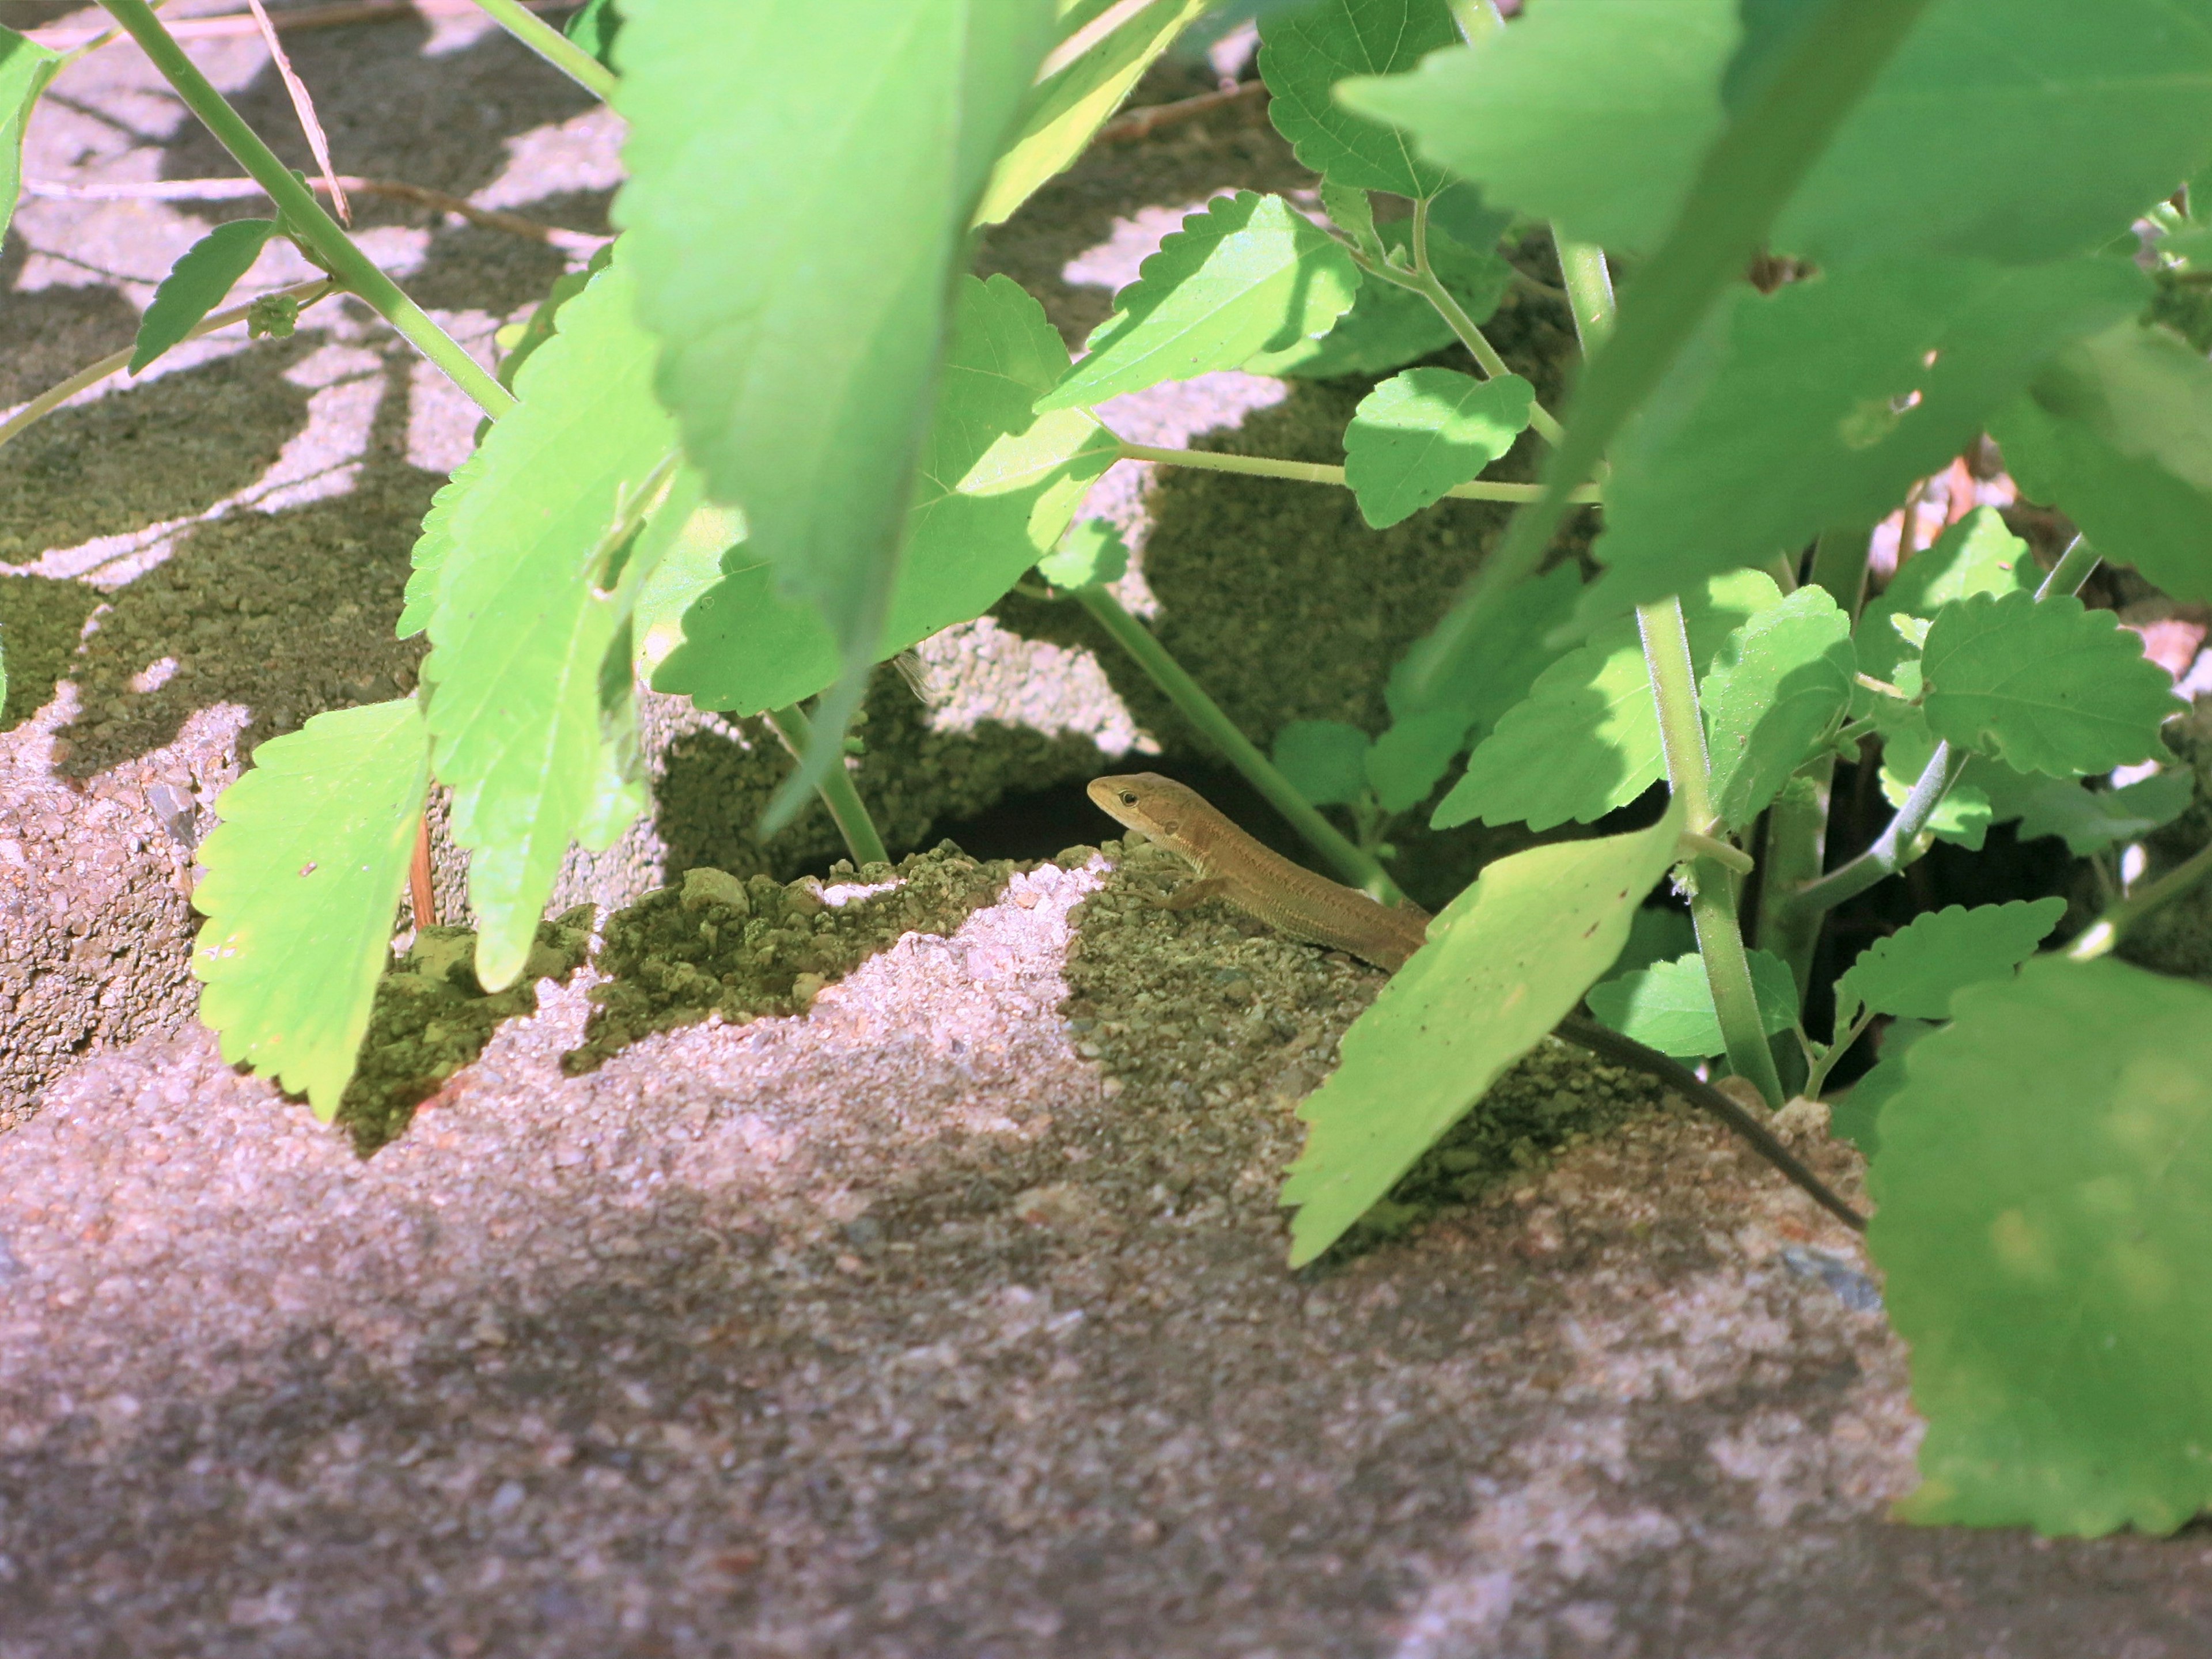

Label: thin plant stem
[1638,597,1787,1107]
[764,706,890,869]
[467,0,616,100]
[1755,753,1837,997]
[2036,532,2101,601]
[1809,522,1873,617]
[2068,838,2212,963]
[1801,1005,1872,1101]
[1073,585,1407,904]
[1113,441,1600,504]
[1445,0,1505,40]
[1552,232,1616,351]
[98,0,515,421]
[1410,199,1567,446]
[0,276,335,452]
[55,0,177,67]
[244,0,349,224]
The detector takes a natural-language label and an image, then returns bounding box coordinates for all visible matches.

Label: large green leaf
[1700,586,1855,830]
[1336,0,1737,255]
[1257,0,1461,198]
[1921,590,2179,778]
[658,273,1113,714]
[0,25,62,249]
[191,698,430,1118]
[1281,798,1684,1266]
[2013,771,2196,856]
[1869,956,2212,1535]
[1582,256,2145,623]
[1274,718,1373,808]
[1343,368,1531,528]
[1435,570,1780,832]
[1243,217,1510,379]
[1039,191,1361,409]
[975,0,1210,227]
[1992,322,2212,604]
[129,219,279,375]
[1584,946,1800,1060]
[1837,897,2066,1022]
[419,253,679,991]
[613,0,1053,816]
[1855,507,2035,685]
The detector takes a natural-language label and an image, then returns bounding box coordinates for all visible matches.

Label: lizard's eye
[1119,791,1138,806]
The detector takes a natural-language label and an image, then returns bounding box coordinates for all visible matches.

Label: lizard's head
[1086,772,1194,843]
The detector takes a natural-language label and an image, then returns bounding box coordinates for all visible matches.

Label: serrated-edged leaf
[1585,947,1800,1060]
[629,465,747,681]
[1336,0,1737,255]
[1827,1017,1934,1153]
[190,698,430,1118]
[975,0,1209,227]
[1700,586,1854,829]
[1922,590,2179,778]
[1838,897,2066,1021]
[1039,191,1360,409]
[1274,719,1372,808]
[0,25,61,250]
[1037,516,1128,589]
[1244,217,1509,379]
[613,0,1054,799]
[1435,570,1781,832]
[659,272,1113,716]
[419,253,678,991]
[1257,0,1460,196]
[1363,707,1463,814]
[497,242,615,393]
[129,219,279,376]
[1344,368,1531,529]
[2014,771,2196,856]
[1281,799,1684,1266]
[1582,256,2145,624]
[1993,322,2212,603]
[1856,506,2035,684]
[1869,956,2212,1535]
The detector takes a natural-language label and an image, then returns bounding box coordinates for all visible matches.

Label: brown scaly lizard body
[1084,771,1869,1233]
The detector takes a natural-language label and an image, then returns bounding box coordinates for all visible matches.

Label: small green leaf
[1827,1017,1934,1153]
[974,0,1209,227]
[191,698,431,1118]
[1700,586,1855,829]
[628,466,747,682]
[564,0,620,68]
[1856,507,2036,684]
[1037,516,1128,589]
[1243,218,1509,380]
[1584,948,1800,1060]
[1039,191,1361,410]
[1274,719,1372,808]
[1608,906,1698,982]
[1362,707,1464,814]
[1869,956,2212,1535]
[1922,590,2179,778]
[129,219,279,376]
[1281,798,1685,1267]
[1257,0,1461,197]
[2013,771,2195,855]
[1876,713,2030,851]
[0,25,63,249]
[1838,898,2066,1021]
[1436,570,1781,832]
[1343,368,1531,529]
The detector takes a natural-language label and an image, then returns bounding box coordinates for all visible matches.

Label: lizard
[1085,771,1866,1232]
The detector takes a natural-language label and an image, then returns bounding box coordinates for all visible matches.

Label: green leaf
[1274,719,1372,808]
[1876,714,2041,851]
[1584,948,1801,1060]
[1700,586,1855,830]
[657,273,1112,714]
[128,219,279,376]
[1336,0,1737,255]
[1922,590,2179,778]
[1343,368,1531,529]
[1582,256,2145,623]
[614,0,1054,819]
[1363,707,1464,814]
[1838,898,2066,1021]
[974,0,1210,227]
[1243,218,1510,380]
[1869,956,2212,1535]
[1036,516,1128,589]
[1038,191,1361,410]
[2013,771,2196,856]
[1435,569,1780,832]
[495,242,615,393]
[1281,798,1685,1266]
[629,466,747,683]
[1993,322,2212,604]
[1827,1017,1934,1154]
[0,25,62,249]
[419,252,679,991]
[1257,0,1461,197]
[1608,906,1698,982]
[1856,506,2035,685]
[191,698,431,1119]
[564,0,620,68]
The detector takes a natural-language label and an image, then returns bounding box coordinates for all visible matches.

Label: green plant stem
[764,706,889,869]
[1638,598,1787,1107]
[1409,199,1567,446]
[1073,584,1406,904]
[1446,0,1505,41]
[1755,755,1836,996]
[2036,532,2101,601]
[1113,441,1599,505]
[2067,838,2212,963]
[467,0,616,100]
[1552,232,1616,351]
[99,0,514,422]
[1809,523,1873,617]
[1801,1004,1872,1100]
[0,276,333,452]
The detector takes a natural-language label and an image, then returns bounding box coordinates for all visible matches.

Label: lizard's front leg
[1157,874,1229,912]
